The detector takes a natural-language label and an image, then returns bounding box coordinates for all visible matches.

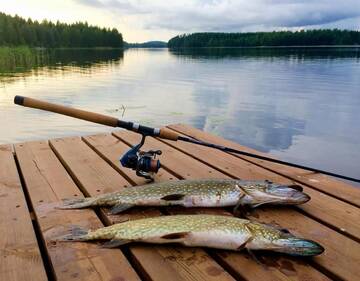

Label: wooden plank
[158,129,360,241]
[0,145,48,281]
[158,126,360,281]
[14,141,140,281]
[112,131,330,281]
[50,136,235,281]
[169,124,360,207]
[84,133,327,281]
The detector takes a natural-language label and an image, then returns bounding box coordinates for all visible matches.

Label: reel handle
[14,95,180,140]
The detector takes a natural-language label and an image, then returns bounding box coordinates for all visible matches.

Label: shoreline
[168,45,360,49]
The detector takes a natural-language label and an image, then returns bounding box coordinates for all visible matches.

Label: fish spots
[206,266,223,276]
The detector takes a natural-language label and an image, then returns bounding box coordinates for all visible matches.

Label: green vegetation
[0,47,123,74]
[168,30,360,48]
[125,41,167,48]
[0,46,38,72]
[0,12,123,48]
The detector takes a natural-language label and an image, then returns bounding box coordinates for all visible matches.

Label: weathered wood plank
[159,126,360,281]
[169,124,360,207]
[50,136,234,281]
[85,133,328,281]
[0,145,48,281]
[14,141,140,281]
[112,131,330,281]
[158,129,360,241]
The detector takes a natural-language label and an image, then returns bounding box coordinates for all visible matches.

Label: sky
[1,0,360,42]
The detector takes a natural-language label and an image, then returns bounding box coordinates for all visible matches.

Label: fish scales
[59,179,310,214]
[59,214,324,256]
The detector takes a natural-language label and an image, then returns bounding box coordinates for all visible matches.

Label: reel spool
[120,134,162,180]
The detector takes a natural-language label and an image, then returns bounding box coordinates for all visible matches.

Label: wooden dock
[1,124,359,281]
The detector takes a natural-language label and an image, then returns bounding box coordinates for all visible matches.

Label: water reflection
[0,48,359,181]
[0,48,124,83]
[169,47,360,60]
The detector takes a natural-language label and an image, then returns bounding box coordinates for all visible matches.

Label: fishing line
[14,95,360,183]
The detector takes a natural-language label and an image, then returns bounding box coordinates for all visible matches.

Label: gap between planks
[83,132,331,281]
[157,127,360,243]
[167,124,360,208]
[49,136,236,281]
[112,129,359,281]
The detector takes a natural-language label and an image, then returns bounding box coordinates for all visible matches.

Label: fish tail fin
[58,197,95,209]
[55,225,90,242]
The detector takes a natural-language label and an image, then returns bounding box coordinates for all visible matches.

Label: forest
[168,30,360,48]
[0,12,123,48]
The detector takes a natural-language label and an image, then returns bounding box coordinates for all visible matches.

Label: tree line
[168,30,360,48]
[0,12,123,48]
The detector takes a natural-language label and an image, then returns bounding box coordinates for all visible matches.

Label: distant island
[0,12,123,48]
[168,30,360,48]
[125,41,167,48]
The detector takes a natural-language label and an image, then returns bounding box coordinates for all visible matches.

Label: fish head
[238,180,310,206]
[247,222,324,256]
[270,237,325,256]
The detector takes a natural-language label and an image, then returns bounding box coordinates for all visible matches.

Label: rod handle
[14,95,119,127]
[159,128,180,141]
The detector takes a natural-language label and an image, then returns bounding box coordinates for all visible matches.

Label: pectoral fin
[252,200,280,208]
[233,193,249,217]
[236,235,253,251]
[109,203,134,214]
[160,194,186,201]
[161,232,189,240]
[102,239,132,248]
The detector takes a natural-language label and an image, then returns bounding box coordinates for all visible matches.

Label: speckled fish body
[60,179,310,214]
[59,214,324,256]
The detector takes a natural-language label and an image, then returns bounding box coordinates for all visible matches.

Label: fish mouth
[266,185,310,205]
[273,238,324,256]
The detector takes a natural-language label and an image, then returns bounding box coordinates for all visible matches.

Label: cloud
[74,0,360,34]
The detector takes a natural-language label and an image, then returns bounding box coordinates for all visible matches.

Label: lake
[0,47,359,182]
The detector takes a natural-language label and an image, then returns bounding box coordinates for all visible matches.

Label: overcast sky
[2,0,360,42]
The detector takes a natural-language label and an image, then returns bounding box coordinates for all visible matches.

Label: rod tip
[14,95,25,105]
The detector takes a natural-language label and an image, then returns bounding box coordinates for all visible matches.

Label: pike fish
[59,179,310,214]
[57,214,324,256]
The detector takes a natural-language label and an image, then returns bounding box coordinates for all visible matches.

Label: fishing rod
[14,95,360,183]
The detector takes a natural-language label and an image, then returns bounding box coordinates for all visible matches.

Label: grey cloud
[74,0,360,32]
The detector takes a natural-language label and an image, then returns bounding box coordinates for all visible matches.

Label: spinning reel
[14,95,360,184]
[120,134,162,180]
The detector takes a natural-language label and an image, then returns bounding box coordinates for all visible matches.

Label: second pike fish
[59,179,310,214]
[57,214,324,256]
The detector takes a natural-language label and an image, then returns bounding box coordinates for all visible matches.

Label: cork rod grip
[14,96,119,127]
[158,128,180,141]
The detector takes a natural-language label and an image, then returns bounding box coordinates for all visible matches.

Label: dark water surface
[1,48,359,181]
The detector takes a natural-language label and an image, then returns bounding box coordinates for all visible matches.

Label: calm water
[1,48,359,181]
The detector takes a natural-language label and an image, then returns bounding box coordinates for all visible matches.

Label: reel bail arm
[120,134,162,180]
